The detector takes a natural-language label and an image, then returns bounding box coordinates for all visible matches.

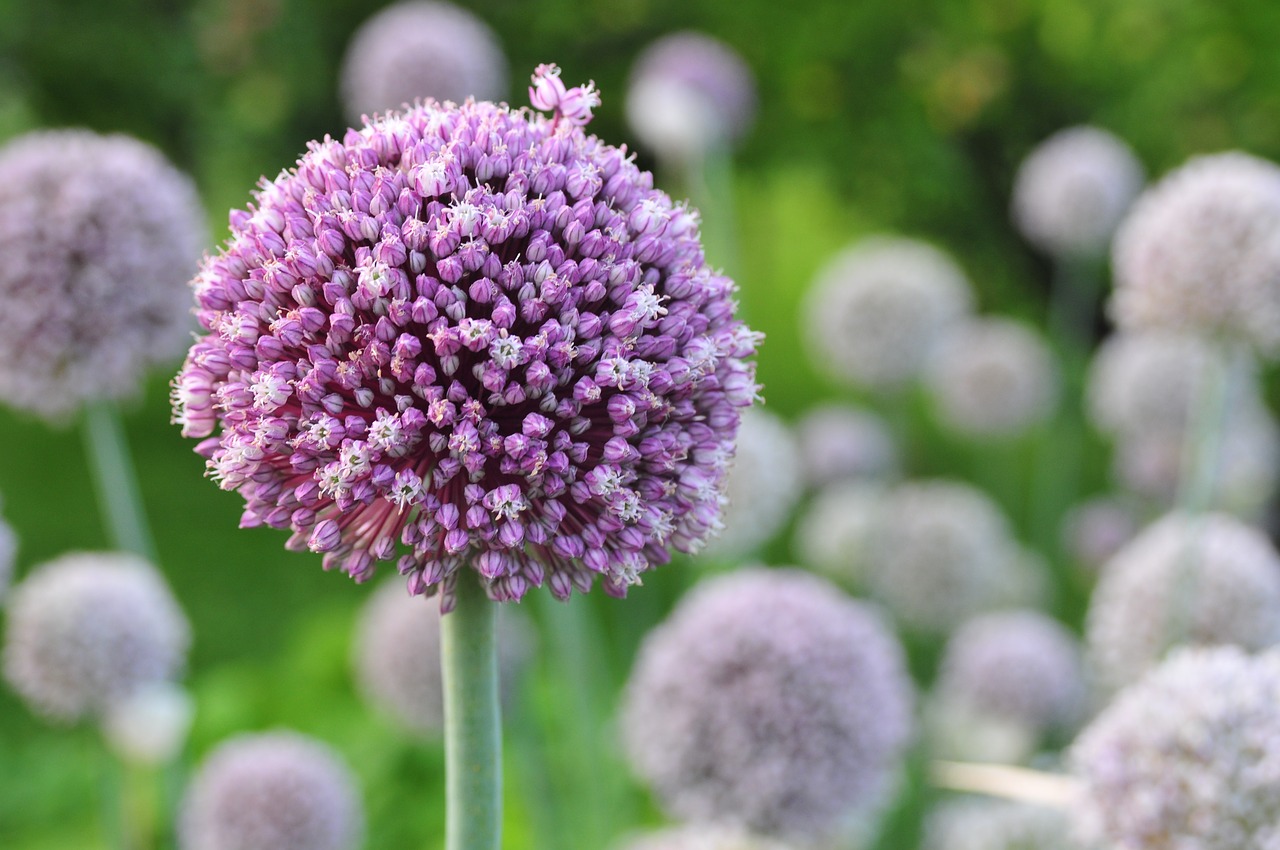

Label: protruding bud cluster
[620,568,914,841]
[172,69,760,603]
[0,129,205,420]
[339,0,508,123]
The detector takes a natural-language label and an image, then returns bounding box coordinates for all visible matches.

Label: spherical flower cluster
[339,0,508,123]
[1085,331,1223,440]
[1059,495,1140,571]
[101,681,195,766]
[703,408,802,559]
[615,826,795,850]
[1010,125,1144,259]
[924,318,1059,437]
[794,403,897,489]
[626,31,756,162]
[935,610,1084,735]
[924,799,1081,850]
[1084,511,1280,696]
[3,552,190,722]
[1110,151,1280,355]
[179,731,363,850]
[172,66,761,604]
[0,129,205,420]
[792,480,884,584]
[803,236,973,391]
[1071,646,1280,850]
[620,568,914,840]
[351,578,530,736]
[862,480,1032,634]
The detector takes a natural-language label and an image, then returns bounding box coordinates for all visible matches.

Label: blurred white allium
[339,0,507,122]
[615,825,795,850]
[626,31,756,161]
[924,798,1082,850]
[101,681,195,767]
[0,129,205,420]
[794,403,898,489]
[704,408,803,559]
[804,237,974,391]
[1110,151,1280,355]
[3,552,190,723]
[180,731,363,850]
[792,481,885,585]
[1011,125,1144,259]
[1059,495,1141,571]
[1084,512,1280,697]
[621,568,914,840]
[925,318,1059,437]
[1071,646,1280,850]
[351,579,531,737]
[862,480,1030,633]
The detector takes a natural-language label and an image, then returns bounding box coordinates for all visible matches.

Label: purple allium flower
[1011,126,1144,259]
[792,480,884,584]
[1084,511,1280,697]
[703,408,802,560]
[625,32,756,162]
[2,552,190,723]
[1059,495,1140,571]
[803,236,973,392]
[179,731,363,850]
[924,799,1081,850]
[351,578,531,736]
[794,403,898,489]
[620,568,914,840]
[1110,151,1280,356]
[0,129,205,420]
[1071,646,1280,850]
[172,66,761,605]
[339,1,508,124]
[615,826,796,850]
[924,318,1059,438]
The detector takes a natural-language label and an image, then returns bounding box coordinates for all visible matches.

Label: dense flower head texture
[172,66,761,605]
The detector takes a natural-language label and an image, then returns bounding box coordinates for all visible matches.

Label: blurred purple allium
[1071,646,1280,850]
[179,731,363,850]
[792,480,884,584]
[2,552,190,723]
[626,32,756,162]
[924,318,1059,437]
[615,825,795,850]
[1011,125,1144,259]
[1110,151,1280,356]
[351,578,531,736]
[172,66,761,605]
[620,568,914,840]
[0,129,205,420]
[703,408,802,559]
[339,1,508,123]
[1084,511,1280,696]
[803,236,973,391]
[794,403,898,489]
[1059,495,1140,571]
[924,798,1081,850]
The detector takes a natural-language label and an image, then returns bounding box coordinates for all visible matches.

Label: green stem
[441,572,502,850]
[1176,341,1239,514]
[81,399,157,562]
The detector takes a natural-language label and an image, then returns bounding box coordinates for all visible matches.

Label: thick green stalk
[81,399,157,563]
[441,572,502,850]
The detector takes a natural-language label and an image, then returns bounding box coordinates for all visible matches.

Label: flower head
[339,0,507,122]
[792,480,884,585]
[1110,151,1280,355]
[620,568,914,840]
[3,552,190,723]
[803,236,973,391]
[1059,495,1140,571]
[925,318,1059,437]
[1011,125,1144,259]
[924,799,1082,850]
[794,403,898,489]
[1084,512,1280,696]
[0,129,205,420]
[703,408,802,559]
[1071,646,1280,850]
[179,731,363,850]
[173,70,760,604]
[625,31,756,162]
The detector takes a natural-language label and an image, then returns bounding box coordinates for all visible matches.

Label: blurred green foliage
[0,0,1277,847]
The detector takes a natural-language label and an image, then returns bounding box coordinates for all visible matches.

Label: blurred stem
[1176,341,1241,514]
[120,761,159,850]
[931,760,1081,808]
[441,572,502,850]
[1045,255,1101,365]
[82,400,157,562]
[683,146,738,277]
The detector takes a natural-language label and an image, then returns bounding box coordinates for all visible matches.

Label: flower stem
[441,572,502,850]
[81,399,157,563]
[931,760,1081,808]
[1176,341,1240,514]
